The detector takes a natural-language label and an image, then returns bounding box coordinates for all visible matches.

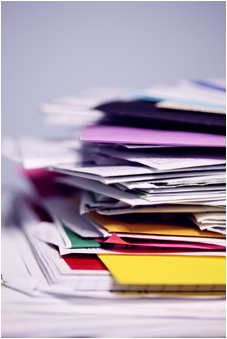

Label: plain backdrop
[1,1,226,194]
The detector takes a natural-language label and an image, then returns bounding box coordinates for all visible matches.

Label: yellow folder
[88,211,226,238]
[98,255,226,292]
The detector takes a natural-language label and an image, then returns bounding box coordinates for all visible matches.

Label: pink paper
[95,233,225,250]
[19,167,80,197]
[81,125,226,147]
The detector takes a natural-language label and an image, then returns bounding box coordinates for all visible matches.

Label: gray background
[2,1,226,192]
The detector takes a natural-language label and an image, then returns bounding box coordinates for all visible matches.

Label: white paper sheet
[188,215,226,234]
[55,176,147,206]
[97,203,226,216]
[116,233,226,246]
[99,148,226,171]
[42,196,106,238]
[192,212,226,222]
[18,137,84,169]
[121,179,226,190]
[59,247,225,256]
[53,164,154,177]
[142,79,226,107]
[51,164,226,184]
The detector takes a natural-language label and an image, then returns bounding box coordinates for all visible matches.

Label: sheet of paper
[99,148,226,171]
[112,233,226,247]
[55,176,148,206]
[44,114,105,126]
[146,175,226,186]
[81,125,226,147]
[195,220,225,225]
[137,192,225,205]
[204,227,226,235]
[59,247,225,256]
[52,164,155,177]
[141,79,226,107]
[143,191,225,200]
[35,221,67,248]
[125,186,226,197]
[51,164,226,184]
[192,219,226,225]
[156,100,226,114]
[40,102,104,117]
[12,136,92,169]
[188,215,226,231]
[119,170,226,185]
[97,203,226,216]
[95,233,225,250]
[121,185,225,195]
[192,212,226,222]
[100,167,226,183]
[160,164,226,171]
[42,197,106,238]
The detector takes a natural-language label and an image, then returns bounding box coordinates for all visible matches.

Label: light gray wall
[2,1,226,191]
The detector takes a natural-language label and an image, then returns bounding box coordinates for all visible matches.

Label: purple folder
[81,125,226,147]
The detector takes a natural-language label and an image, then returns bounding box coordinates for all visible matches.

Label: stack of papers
[2,79,226,337]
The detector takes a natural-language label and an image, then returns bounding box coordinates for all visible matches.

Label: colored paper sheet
[20,167,67,197]
[95,233,225,250]
[63,226,101,248]
[63,254,107,270]
[88,211,226,238]
[81,125,226,147]
[98,254,226,286]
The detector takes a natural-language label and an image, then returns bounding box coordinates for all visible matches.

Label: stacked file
[2,79,226,296]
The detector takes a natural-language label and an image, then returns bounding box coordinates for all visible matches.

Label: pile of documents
[2,79,226,337]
